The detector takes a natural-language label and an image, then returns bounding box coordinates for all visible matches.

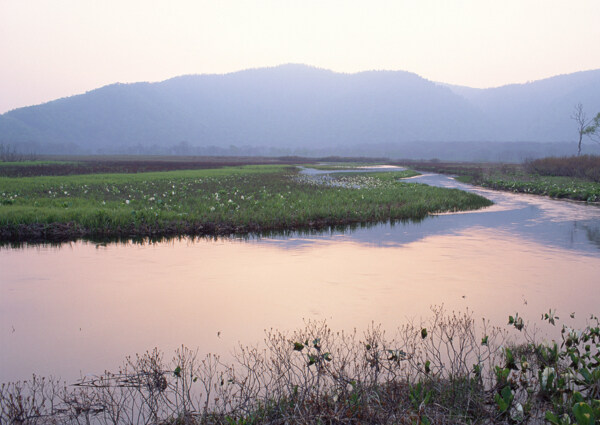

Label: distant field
[0,163,492,243]
[0,155,390,177]
[0,156,312,177]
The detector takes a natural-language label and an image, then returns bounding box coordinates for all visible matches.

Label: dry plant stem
[6,306,593,424]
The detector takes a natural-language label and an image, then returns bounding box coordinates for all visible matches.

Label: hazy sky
[1,0,600,113]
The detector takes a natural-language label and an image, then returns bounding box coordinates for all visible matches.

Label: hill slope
[1,65,599,154]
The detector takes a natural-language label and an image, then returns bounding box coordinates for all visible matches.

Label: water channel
[1,171,599,383]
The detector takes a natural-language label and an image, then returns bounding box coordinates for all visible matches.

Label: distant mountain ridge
[1,64,599,156]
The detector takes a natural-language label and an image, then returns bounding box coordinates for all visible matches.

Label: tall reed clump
[524,155,600,183]
[1,307,597,424]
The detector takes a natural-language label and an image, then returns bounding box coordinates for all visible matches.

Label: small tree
[571,103,600,155]
[586,111,600,143]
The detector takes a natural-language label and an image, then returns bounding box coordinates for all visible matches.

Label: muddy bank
[0,216,413,245]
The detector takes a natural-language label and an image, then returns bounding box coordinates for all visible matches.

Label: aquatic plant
[1,307,596,424]
[479,177,600,203]
[400,159,600,203]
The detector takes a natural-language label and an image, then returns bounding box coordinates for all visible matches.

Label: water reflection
[1,172,599,383]
[263,172,600,255]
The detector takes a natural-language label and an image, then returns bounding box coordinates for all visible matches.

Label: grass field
[0,156,312,177]
[0,163,492,243]
[0,155,387,177]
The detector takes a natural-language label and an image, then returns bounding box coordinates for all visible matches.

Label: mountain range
[1,64,599,159]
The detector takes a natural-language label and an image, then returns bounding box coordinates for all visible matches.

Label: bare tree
[571,103,600,155]
[0,143,21,162]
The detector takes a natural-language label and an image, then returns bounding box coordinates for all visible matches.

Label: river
[1,172,599,383]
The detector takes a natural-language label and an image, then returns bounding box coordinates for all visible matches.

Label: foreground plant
[2,306,597,424]
[491,310,600,424]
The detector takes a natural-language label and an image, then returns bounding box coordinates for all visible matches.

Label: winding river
[1,171,599,383]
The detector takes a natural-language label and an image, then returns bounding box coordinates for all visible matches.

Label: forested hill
[1,64,599,154]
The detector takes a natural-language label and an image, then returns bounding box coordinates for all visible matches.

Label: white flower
[510,402,524,421]
[563,372,576,391]
[125,200,130,204]
[541,367,555,390]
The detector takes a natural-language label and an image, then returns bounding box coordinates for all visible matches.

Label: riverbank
[0,164,491,243]
[398,156,600,203]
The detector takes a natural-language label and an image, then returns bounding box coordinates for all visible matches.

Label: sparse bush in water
[3,307,597,424]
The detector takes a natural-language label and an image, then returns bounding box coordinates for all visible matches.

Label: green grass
[400,160,600,203]
[478,175,600,202]
[0,165,492,242]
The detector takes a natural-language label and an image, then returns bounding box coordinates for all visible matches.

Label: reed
[2,307,597,424]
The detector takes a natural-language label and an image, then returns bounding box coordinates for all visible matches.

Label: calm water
[1,173,599,383]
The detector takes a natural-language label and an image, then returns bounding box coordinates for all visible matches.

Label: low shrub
[1,307,597,424]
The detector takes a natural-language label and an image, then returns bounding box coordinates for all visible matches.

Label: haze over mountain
[1,64,599,160]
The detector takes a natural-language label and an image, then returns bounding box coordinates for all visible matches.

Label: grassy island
[0,162,492,243]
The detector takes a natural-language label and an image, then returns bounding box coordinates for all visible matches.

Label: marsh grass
[524,155,600,183]
[477,175,600,203]
[2,307,597,424]
[0,307,506,424]
[0,166,491,243]
[399,159,600,203]
[0,157,310,178]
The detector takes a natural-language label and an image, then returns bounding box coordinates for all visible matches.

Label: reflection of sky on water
[298,165,405,175]
[1,170,599,383]
[261,172,600,255]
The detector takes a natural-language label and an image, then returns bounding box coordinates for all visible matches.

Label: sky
[1,0,600,114]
